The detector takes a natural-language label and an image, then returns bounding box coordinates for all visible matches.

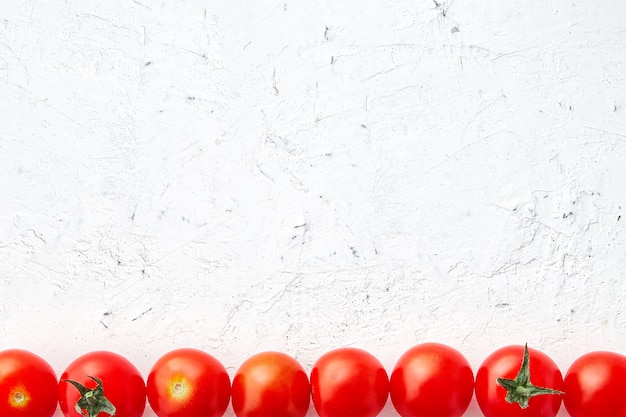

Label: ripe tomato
[147,348,230,417]
[231,351,310,417]
[59,351,146,417]
[389,343,474,417]
[475,345,563,417]
[563,351,626,417]
[310,347,389,417]
[0,349,58,417]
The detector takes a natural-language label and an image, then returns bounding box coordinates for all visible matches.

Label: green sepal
[496,344,564,409]
[63,376,117,417]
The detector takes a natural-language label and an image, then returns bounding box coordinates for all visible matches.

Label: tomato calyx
[496,344,564,409]
[63,376,117,417]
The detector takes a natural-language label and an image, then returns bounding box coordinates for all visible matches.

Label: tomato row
[2,344,626,417]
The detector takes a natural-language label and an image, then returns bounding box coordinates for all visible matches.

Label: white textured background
[1,1,625,416]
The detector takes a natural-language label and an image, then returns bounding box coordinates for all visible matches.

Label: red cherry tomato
[310,347,389,417]
[231,351,310,417]
[563,351,626,417]
[147,348,230,417]
[389,343,474,417]
[0,349,58,417]
[475,345,563,417]
[59,351,146,417]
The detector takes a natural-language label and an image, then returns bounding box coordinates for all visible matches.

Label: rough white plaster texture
[1,0,625,416]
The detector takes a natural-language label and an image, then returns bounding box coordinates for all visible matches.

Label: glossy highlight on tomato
[231,351,310,417]
[59,351,146,417]
[310,347,389,417]
[563,350,626,417]
[390,343,474,417]
[0,349,58,417]
[147,348,230,417]
[475,345,563,417]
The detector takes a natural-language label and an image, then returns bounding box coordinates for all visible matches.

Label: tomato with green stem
[147,348,230,417]
[59,351,146,417]
[563,351,626,417]
[0,349,58,417]
[389,343,474,417]
[475,344,564,417]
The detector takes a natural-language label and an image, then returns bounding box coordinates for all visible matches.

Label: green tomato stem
[63,376,117,417]
[496,344,564,409]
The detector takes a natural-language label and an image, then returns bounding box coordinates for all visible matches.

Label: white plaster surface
[1,1,625,416]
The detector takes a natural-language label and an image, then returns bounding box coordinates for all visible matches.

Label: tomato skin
[147,348,230,417]
[389,343,474,417]
[310,347,389,417]
[475,345,563,417]
[231,351,310,417]
[59,351,146,417]
[0,349,58,417]
[563,351,626,417]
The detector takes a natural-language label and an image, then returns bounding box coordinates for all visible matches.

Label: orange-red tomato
[390,343,474,417]
[563,351,626,417]
[231,351,310,417]
[147,348,230,417]
[311,347,389,417]
[0,349,58,417]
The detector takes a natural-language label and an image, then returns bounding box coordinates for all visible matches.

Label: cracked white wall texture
[1,1,625,416]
